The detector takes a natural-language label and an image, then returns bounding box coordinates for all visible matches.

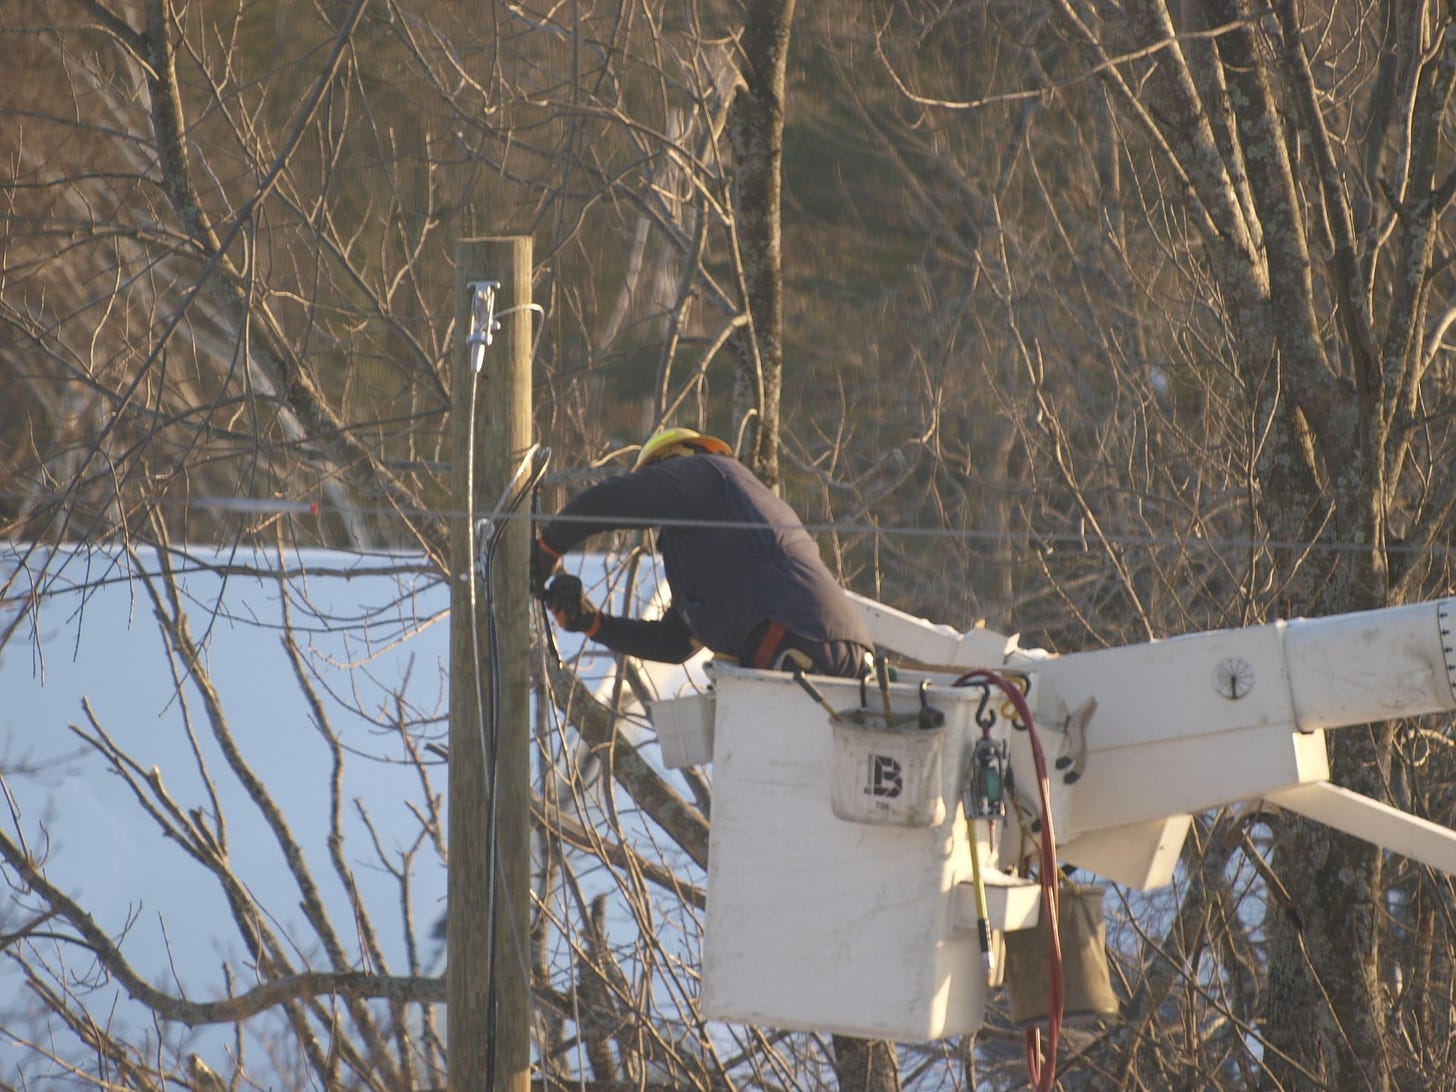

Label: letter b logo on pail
[832,721,946,827]
[867,753,903,798]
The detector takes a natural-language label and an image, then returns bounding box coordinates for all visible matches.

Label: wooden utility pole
[449,236,534,1092]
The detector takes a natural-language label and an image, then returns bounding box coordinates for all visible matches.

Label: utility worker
[531,427,872,679]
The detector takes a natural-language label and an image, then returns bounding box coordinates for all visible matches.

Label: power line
[7,491,1453,562]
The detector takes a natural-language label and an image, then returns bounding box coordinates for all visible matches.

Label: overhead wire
[7,490,1455,561]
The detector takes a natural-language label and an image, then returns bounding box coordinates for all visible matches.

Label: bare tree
[0,0,909,1088]
[2,536,450,1088]
[728,0,793,488]
[20,0,1456,1088]
[846,0,1456,1088]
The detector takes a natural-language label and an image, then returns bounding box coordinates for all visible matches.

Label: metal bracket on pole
[467,280,502,374]
[467,279,545,378]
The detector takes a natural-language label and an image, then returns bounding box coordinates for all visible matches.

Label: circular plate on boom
[1213,656,1255,701]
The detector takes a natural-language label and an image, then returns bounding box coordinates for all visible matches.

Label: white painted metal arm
[1032,596,1456,884]
[1282,599,1456,729]
[847,591,1047,670]
[1267,782,1456,876]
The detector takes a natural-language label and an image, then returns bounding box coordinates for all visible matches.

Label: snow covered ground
[0,542,707,1084]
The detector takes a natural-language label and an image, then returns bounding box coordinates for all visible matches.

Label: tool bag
[1004,883,1120,1026]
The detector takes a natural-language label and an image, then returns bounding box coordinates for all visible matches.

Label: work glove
[530,535,561,598]
[544,574,601,636]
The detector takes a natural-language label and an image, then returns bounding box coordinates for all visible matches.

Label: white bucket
[648,693,716,767]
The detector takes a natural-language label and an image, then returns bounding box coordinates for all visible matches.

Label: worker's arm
[538,458,723,555]
[594,610,701,664]
[545,575,701,663]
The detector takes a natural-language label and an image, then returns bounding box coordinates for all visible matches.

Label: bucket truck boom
[850,593,1456,887]
[645,595,1456,1042]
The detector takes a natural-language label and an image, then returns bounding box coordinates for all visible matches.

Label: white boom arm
[659,594,1456,1041]
[850,593,1456,888]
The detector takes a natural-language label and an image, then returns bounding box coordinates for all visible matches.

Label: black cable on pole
[460,304,497,1091]
[470,432,549,1092]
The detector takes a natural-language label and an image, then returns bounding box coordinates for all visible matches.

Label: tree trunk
[831,1034,901,1092]
[728,0,793,489]
[731,2,897,1084]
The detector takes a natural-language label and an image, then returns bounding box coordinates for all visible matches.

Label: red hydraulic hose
[956,669,1062,1092]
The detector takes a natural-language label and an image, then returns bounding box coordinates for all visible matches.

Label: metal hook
[917,679,944,730]
[973,685,997,731]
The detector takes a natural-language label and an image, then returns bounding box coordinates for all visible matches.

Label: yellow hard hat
[632,427,732,470]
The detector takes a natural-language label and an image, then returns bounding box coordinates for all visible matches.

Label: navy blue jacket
[541,454,872,665]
